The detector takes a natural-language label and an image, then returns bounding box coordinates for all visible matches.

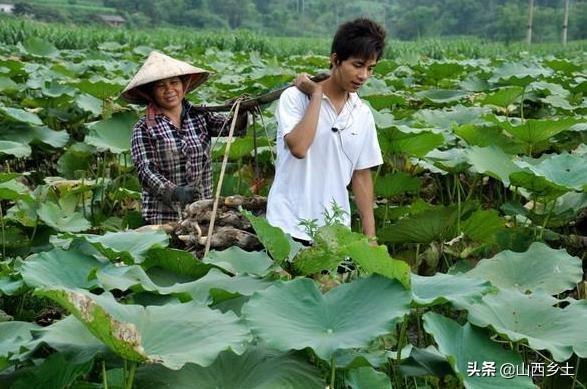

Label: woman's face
[152,76,186,111]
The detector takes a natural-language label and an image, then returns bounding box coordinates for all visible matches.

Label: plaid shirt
[131,100,228,224]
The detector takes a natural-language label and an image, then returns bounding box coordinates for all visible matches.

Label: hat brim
[120,51,211,105]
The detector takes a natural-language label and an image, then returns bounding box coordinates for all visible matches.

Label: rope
[204,99,242,257]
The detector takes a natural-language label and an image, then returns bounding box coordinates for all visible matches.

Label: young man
[266,18,386,243]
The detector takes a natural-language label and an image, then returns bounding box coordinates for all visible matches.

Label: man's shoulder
[281,86,307,102]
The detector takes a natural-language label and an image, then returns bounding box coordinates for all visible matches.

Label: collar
[145,100,192,129]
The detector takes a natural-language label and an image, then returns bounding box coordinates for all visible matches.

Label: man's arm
[351,168,376,239]
[283,73,323,159]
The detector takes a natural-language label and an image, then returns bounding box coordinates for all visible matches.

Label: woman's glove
[162,186,198,207]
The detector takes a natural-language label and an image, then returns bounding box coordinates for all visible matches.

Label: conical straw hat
[121,51,211,104]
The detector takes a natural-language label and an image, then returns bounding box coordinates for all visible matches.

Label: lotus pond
[0,36,586,388]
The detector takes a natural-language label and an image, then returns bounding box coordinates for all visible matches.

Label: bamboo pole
[562,0,569,45]
[527,0,534,45]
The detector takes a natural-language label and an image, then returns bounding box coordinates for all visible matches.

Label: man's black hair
[331,18,386,64]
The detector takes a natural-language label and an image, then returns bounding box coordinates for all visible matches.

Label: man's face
[152,76,186,111]
[333,55,377,92]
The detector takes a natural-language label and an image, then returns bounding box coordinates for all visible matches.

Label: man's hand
[294,73,323,99]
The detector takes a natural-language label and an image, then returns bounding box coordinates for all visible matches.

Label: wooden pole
[562,0,569,45]
[204,100,241,257]
[527,0,534,45]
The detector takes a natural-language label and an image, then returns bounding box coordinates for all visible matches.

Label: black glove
[162,186,198,207]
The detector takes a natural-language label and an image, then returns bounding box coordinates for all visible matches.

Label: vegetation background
[10,0,587,43]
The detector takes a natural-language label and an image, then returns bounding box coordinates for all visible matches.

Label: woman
[122,51,246,224]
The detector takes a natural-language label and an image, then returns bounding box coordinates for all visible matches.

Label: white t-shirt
[266,86,383,241]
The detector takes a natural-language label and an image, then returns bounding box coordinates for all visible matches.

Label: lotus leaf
[242,210,290,263]
[37,202,91,233]
[346,366,391,389]
[37,288,251,369]
[0,321,38,372]
[9,352,93,389]
[423,312,536,388]
[85,111,137,154]
[375,172,421,198]
[75,93,103,116]
[497,117,577,146]
[0,107,43,126]
[465,145,522,186]
[72,229,169,264]
[461,209,504,243]
[398,346,453,377]
[29,315,107,363]
[466,242,582,295]
[0,77,17,92]
[379,127,445,158]
[415,105,490,129]
[411,273,492,307]
[489,62,552,86]
[135,347,324,389]
[514,152,587,191]
[242,275,411,361]
[204,246,274,276]
[415,89,468,104]
[21,248,103,290]
[455,124,525,154]
[478,86,524,108]
[457,288,587,362]
[22,37,59,57]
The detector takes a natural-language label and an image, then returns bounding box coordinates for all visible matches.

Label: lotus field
[0,35,586,388]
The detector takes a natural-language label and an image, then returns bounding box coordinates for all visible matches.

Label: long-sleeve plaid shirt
[131,100,229,224]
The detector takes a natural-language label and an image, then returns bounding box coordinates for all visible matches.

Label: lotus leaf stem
[125,361,137,389]
[330,355,336,389]
[102,360,108,389]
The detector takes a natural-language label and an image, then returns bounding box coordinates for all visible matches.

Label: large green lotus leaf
[509,171,568,199]
[421,148,469,174]
[415,89,468,104]
[466,242,582,295]
[37,202,91,233]
[213,136,272,161]
[41,81,76,98]
[0,321,38,371]
[30,315,107,363]
[346,366,391,389]
[398,346,453,377]
[465,145,522,186]
[242,275,411,361]
[514,152,587,191]
[57,143,95,178]
[414,106,490,129]
[21,248,103,290]
[423,312,536,389]
[135,347,324,389]
[22,37,59,57]
[362,93,407,110]
[85,111,137,154]
[74,78,125,99]
[10,352,93,389]
[379,127,445,158]
[411,273,492,307]
[457,288,587,362]
[0,140,28,162]
[0,277,24,296]
[144,247,212,279]
[204,246,274,276]
[375,172,421,197]
[489,62,552,86]
[371,108,395,129]
[98,265,270,304]
[422,62,465,82]
[74,93,103,116]
[541,94,574,111]
[0,77,18,92]
[37,288,250,369]
[545,59,582,74]
[498,117,577,145]
[461,209,504,243]
[0,107,43,126]
[379,205,459,244]
[73,229,169,264]
[242,210,290,263]
[454,124,525,154]
[345,242,411,289]
[478,86,524,108]
[0,177,28,201]
[527,81,570,98]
